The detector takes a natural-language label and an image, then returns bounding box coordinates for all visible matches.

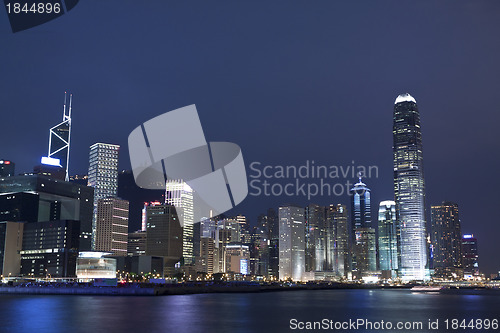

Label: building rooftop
[395,93,416,104]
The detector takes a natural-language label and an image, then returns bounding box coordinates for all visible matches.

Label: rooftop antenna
[63,91,67,121]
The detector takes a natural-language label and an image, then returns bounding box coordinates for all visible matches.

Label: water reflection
[0,290,498,333]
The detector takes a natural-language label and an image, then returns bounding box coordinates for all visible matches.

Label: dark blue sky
[1,1,499,274]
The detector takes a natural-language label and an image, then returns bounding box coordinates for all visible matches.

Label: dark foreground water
[0,289,499,333]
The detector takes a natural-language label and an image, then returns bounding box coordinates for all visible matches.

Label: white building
[165,180,194,265]
[87,143,120,249]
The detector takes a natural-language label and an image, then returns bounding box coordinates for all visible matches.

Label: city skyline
[1,1,499,276]
[2,3,500,332]
[0,91,496,275]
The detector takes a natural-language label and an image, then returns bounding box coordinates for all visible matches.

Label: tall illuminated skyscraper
[87,143,120,249]
[165,180,194,266]
[279,205,305,281]
[332,204,349,277]
[378,200,398,272]
[350,176,376,279]
[304,204,325,272]
[393,93,429,281]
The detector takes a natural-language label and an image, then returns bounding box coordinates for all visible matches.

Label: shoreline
[0,283,497,297]
[0,283,407,296]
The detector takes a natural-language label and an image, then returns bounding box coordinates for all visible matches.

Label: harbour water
[0,289,499,333]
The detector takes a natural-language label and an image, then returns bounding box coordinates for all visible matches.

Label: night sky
[1,1,499,275]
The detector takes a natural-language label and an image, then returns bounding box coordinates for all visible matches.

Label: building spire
[63,92,67,121]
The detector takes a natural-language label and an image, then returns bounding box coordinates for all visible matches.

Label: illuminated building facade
[350,177,376,278]
[431,202,462,279]
[165,180,194,266]
[279,205,305,281]
[225,244,250,275]
[462,234,479,279]
[305,204,325,272]
[196,237,215,274]
[127,230,147,256]
[142,201,162,232]
[95,198,129,256]
[393,93,429,281]
[330,204,349,277]
[20,220,80,278]
[87,143,120,249]
[378,200,398,272]
[76,252,117,279]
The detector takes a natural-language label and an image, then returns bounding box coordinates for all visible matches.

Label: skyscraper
[278,205,305,281]
[378,200,398,273]
[196,237,215,275]
[87,143,120,249]
[350,176,376,279]
[393,93,429,281]
[431,202,462,279]
[236,214,251,244]
[165,180,194,266]
[305,204,325,272]
[331,204,349,277]
[95,198,129,256]
[267,208,279,279]
[462,234,479,279]
[47,93,72,181]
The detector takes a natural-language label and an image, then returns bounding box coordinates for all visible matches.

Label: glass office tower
[350,176,376,278]
[279,205,305,281]
[393,93,429,281]
[378,200,398,272]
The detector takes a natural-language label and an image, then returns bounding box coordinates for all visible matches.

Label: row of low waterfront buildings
[0,93,486,282]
